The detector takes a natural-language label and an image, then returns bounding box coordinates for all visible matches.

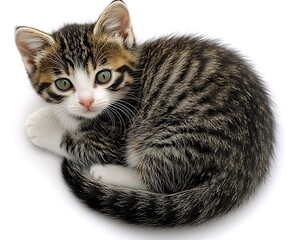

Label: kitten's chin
[65,102,108,120]
[73,109,103,119]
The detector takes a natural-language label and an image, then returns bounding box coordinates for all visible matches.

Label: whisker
[102,108,117,137]
[108,106,127,136]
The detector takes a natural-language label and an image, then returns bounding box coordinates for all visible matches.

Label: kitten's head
[15,1,136,119]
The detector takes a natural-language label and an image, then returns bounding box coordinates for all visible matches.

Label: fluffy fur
[15,1,275,226]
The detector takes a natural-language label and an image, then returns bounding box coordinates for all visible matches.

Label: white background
[1,0,299,239]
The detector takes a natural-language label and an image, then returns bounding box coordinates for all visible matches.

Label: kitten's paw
[90,164,115,185]
[26,108,50,148]
[26,107,62,153]
[90,164,147,190]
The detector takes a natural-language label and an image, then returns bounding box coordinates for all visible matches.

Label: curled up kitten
[15,1,275,226]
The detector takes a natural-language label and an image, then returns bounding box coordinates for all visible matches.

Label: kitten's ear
[15,27,55,74]
[93,1,135,48]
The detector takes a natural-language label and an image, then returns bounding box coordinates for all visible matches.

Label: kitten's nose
[79,90,94,109]
[79,98,95,109]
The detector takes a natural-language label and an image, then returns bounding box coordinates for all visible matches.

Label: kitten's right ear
[93,1,135,48]
[15,27,55,74]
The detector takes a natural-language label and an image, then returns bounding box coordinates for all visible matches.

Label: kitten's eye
[95,70,112,84]
[55,78,73,91]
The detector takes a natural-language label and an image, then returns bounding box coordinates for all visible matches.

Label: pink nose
[79,98,94,109]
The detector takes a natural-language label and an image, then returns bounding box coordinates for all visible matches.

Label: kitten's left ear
[93,1,135,48]
[15,27,55,74]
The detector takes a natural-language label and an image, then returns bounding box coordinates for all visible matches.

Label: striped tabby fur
[15,1,275,226]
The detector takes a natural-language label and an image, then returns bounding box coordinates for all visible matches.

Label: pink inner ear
[17,41,35,64]
[119,17,130,40]
[121,19,129,40]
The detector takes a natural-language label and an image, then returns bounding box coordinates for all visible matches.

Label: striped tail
[62,159,250,226]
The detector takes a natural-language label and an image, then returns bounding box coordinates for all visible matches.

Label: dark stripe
[149,59,191,114]
[61,134,73,152]
[101,58,108,65]
[192,76,214,94]
[189,57,209,87]
[53,68,62,76]
[149,123,242,150]
[196,80,228,106]
[128,61,136,67]
[187,109,198,116]
[108,75,124,90]
[142,47,175,96]
[65,58,75,70]
[137,196,157,224]
[185,202,203,223]
[176,92,187,103]
[152,47,174,75]
[124,82,133,88]
[189,141,214,154]
[116,65,134,76]
[116,193,138,218]
[60,56,74,74]
[197,95,213,105]
[160,203,178,226]
[143,64,175,114]
[83,33,92,49]
[90,54,97,70]
[148,135,214,154]
[60,60,70,75]
[57,35,70,75]
[157,91,188,120]
[45,97,53,103]
[204,107,228,117]
[47,91,64,102]
[37,82,51,94]
[161,57,192,97]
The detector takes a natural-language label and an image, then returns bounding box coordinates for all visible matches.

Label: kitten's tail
[62,159,251,226]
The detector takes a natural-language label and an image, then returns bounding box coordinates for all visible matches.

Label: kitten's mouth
[78,107,102,119]
[84,107,93,112]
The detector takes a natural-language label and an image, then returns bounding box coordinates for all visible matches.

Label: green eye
[55,78,73,91]
[95,70,112,84]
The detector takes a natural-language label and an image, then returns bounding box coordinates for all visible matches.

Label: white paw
[26,107,50,148]
[90,164,147,190]
[90,164,117,185]
[26,107,63,154]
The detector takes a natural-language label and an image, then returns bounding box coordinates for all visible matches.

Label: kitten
[15,1,275,226]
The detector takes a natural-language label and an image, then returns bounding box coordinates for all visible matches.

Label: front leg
[60,120,126,166]
[26,106,68,158]
[27,106,127,166]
